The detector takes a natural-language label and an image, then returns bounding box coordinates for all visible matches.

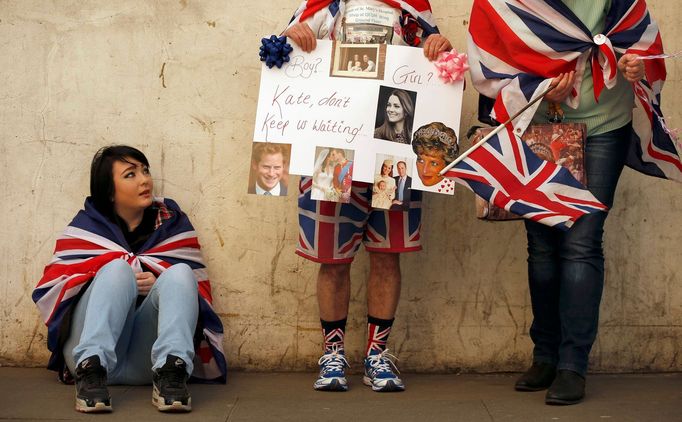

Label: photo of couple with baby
[371,157,412,210]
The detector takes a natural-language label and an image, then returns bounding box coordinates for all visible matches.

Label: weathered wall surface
[1,0,680,372]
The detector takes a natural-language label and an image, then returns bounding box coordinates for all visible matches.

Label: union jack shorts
[297,177,422,264]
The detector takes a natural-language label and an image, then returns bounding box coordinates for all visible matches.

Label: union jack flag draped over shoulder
[286,0,440,46]
[32,198,227,383]
[467,0,682,182]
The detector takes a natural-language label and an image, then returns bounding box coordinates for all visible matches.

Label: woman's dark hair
[90,145,150,215]
[374,89,415,143]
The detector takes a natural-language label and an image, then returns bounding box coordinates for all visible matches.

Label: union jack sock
[365,315,394,356]
[321,318,346,353]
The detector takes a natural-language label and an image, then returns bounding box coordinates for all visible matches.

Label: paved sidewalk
[0,368,680,421]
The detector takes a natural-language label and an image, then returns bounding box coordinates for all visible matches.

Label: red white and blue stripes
[468,0,682,182]
[445,125,608,230]
[323,327,346,351]
[366,321,393,355]
[297,177,422,263]
[32,198,227,383]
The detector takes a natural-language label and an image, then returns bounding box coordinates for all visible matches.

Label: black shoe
[74,355,112,413]
[152,355,192,412]
[545,370,585,405]
[515,362,557,391]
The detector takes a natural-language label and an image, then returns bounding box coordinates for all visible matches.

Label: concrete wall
[1,0,681,372]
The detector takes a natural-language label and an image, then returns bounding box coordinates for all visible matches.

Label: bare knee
[319,263,351,284]
[369,252,400,273]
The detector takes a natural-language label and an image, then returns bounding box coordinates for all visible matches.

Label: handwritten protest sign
[253,40,464,194]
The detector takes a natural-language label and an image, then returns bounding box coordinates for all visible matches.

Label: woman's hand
[618,54,645,82]
[423,34,452,61]
[545,71,576,103]
[283,23,317,53]
[136,272,156,296]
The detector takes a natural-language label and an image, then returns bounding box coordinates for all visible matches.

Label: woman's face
[416,152,446,186]
[321,156,331,170]
[381,163,392,176]
[385,95,405,124]
[112,158,153,214]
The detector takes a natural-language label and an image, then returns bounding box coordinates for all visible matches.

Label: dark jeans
[524,123,631,376]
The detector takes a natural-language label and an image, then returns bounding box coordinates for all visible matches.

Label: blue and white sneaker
[313,347,349,391]
[363,350,405,392]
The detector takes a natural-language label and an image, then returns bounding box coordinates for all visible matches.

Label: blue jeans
[63,259,199,385]
[524,124,630,376]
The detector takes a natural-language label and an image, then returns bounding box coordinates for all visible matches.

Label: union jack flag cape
[286,0,440,46]
[32,198,227,383]
[467,0,682,182]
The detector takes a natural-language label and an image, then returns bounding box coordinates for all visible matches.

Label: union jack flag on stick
[440,85,607,230]
[443,120,608,230]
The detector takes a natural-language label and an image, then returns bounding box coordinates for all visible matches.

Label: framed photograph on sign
[371,154,413,210]
[247,142,292,196]
[374,86,418,145]
[330,43,386,80]
[311,147,355,203]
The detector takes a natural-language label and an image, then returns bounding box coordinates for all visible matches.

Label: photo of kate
[374,87,417,145]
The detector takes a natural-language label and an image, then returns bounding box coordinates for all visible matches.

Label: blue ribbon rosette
[259,35,293,69]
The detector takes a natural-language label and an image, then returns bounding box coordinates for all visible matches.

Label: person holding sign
[285,0,452,393]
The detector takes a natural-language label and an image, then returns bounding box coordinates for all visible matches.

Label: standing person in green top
[467,0,657,405]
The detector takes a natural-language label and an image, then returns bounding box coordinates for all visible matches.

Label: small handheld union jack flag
[444,124,607,230]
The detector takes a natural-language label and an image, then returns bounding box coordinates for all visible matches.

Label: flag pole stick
[439,85,556,176]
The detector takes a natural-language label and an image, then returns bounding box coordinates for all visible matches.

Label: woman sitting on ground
[32,145,226,413]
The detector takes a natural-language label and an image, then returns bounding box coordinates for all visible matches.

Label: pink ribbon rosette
[434,49,469,84]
